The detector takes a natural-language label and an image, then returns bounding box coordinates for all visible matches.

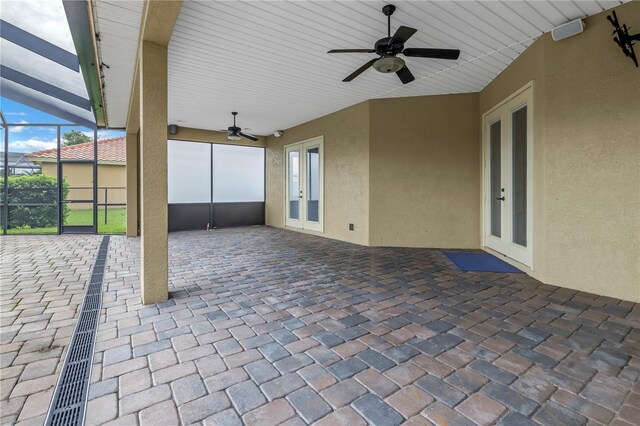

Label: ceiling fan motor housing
[374,37,404,56]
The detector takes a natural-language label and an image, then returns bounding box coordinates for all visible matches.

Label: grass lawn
[6,208,126,235]
[95,208,127,234]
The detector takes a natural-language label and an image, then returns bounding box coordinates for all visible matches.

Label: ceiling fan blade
[396,66,415,84]
[403,48,460,60]
[328,49,376,53]
[239,132,258,142]
[391,26,417,44]
[343,58,378,82]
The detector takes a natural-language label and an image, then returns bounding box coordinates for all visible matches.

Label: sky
[1,97,124,153]
[1,0,123,153]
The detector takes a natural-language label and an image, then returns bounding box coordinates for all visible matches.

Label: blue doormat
[443,251,524,273]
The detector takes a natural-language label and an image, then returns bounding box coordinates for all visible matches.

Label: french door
[285,136,323,232]
[483,84,533,267]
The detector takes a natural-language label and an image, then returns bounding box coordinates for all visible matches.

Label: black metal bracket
[607,10,640,67]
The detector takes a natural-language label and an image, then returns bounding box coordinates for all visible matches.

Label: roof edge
[63,0,107,127]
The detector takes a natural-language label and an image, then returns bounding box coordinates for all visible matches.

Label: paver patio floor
[2,227,639,425]
[1,235,102,424]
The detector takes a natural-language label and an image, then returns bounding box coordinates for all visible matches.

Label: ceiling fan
[221,112,258,142]
[328,4,460,84]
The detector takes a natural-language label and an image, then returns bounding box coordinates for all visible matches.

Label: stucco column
[139,40,168,304]
[125,132,138,237]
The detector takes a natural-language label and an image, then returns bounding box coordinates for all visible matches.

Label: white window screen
[213,144,265,202]
[168,140,211,203]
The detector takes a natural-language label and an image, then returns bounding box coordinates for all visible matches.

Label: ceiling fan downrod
[383,4,396,37]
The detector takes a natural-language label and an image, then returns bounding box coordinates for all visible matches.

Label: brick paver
[2,227,639,425]
[0,235,101,425]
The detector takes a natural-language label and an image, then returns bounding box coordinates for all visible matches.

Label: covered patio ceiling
[95,0,628,135]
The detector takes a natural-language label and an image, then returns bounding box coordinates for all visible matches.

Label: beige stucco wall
[265,102,370,245]
[264,2,638,302]
[479,1,640,302]
[369,94,480,248]
[41,162,125,186]
[41,162,126,205]
[264,94,480,249]
[41,163,57,181]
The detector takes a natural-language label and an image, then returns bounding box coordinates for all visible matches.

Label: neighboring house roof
[7,152,41,168]
[27,137,125,164]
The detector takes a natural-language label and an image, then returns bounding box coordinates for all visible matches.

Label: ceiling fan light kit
[373,56,405,73]
[327,4,460,84]
[222,112,258,142]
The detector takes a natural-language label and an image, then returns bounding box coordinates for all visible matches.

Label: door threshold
[482,246,533,275]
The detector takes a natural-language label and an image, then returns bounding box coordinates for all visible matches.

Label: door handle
[496,197,505,201]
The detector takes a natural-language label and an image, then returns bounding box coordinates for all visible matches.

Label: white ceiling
[93,0,144,128]
[94,0,627,134]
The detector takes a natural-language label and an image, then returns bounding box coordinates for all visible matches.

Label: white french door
[285,136,323,232]
[483,84,533,267]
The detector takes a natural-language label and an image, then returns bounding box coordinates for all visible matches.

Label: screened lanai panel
[96,130,127,235]
[0,0,96,128]
[57,126,96,234]
[168,140,211,203]
[167,141,265,231]
[212,144,264,203]
[1,125,5,231]
[6,126,58,235]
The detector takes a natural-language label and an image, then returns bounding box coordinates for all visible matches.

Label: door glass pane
[490,120,501,237]
[306,147,319,222]
[212,145,264,202]
[168,140,212,203]
[288,150,299,220]
[512,106,527,246]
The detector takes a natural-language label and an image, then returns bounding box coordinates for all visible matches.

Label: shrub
[0,174,68,229]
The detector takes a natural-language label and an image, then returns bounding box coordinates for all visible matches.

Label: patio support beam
[139,40,168,303]
[125,132,138,237]
[135,0,182,304]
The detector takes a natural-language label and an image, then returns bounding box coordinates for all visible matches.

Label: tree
[62,130,92,146]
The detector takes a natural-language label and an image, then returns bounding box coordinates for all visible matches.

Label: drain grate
[45,236,110,426]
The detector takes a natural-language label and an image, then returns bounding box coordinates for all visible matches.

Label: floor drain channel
[45,236,110,426]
